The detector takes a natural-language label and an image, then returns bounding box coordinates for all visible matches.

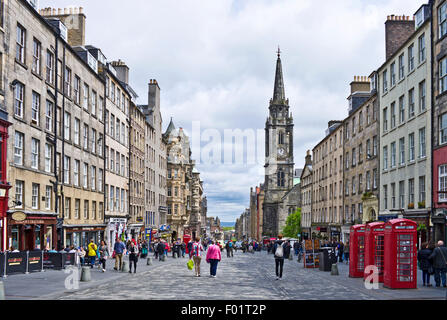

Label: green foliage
[282,208,301,238]
[222,227,234,232]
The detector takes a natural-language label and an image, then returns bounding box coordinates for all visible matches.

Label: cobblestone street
[24,250,446,300]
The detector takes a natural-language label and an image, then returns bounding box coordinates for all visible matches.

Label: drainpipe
[430,2,435,242]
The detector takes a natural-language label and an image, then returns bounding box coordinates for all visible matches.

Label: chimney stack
[385,14,415,60]
[305,150,312,166]
[148,79,161,112]
[111,60,130,85]
[350,75,371,94]
[40,7,86,47]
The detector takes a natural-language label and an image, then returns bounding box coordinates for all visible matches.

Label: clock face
[278,147,286,157]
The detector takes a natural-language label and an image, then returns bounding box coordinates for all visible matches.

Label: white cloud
[40,0,423,222]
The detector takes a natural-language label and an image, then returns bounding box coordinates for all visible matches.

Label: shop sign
[11,212,26,222]
[110,218,126,223]
[5,252,27,275]
[28,251,43,272]
[13,219,46,225]
[136,217,144,223]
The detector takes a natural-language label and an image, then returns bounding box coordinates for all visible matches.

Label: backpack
[275,242,284,258]
[229,242,233,248]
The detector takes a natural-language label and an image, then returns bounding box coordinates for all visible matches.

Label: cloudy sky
[41,0,423,223]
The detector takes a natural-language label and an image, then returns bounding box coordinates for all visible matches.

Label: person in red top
[206,241,222,278]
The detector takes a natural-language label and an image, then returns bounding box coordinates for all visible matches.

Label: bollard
[80,266,91,282]
[0,281,4,300]
[147,257,152,265]
[331,264,339,276]
[121,260,129,272]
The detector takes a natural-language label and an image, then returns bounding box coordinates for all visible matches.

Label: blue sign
[378,215,398,223]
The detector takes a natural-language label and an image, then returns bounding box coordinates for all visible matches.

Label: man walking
[113,238,126,271]
[157,240,165,261]
[273,235,286,280]
[429,240,447,287]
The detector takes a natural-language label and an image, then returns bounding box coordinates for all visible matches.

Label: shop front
[329,226,341,242]
[105,217,127,253]
[0,110,12,252]
[7,212,58,251]
[401,210,431,249]
[341,225,351,244]
[64,224,106,248]
[128,223,144,241]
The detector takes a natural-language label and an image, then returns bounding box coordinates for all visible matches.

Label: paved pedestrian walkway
[17,250,445,300]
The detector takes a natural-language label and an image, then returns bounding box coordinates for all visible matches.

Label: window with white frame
[373,136,378,156]
[391,102,396,128]
[14,82,24,118]
[74,118,80,145]
[64,155,70,184]
[98,168,103,192]
[64,66,71,97]
[32,183,39,209]
[383,185,388,210]
[74,160,80,187]
[83,124,88,150]
[91,166,96,191]
[399,95,405,123]
[83,163,88,188]
[440,113,447,145]
[391,142,396,168]
[64,197,70,219]
[91,129,96,154]
[391,183,396,208]
[409,133,415,162]
[31,91,40,125]
[408,44,414,72]
[21,181,30,209]
[16,24,26,64]
[440,2,447,39]
[383,70,388,92]
[46,50,54,84]
[84,200,89,219]
[91,91,97,117]
[75,199,80,219]
[45,186,52,210]
[45,100,53,131]
[419,80,426,112]
[408,88,415,118]
[399,54,405,80]
[419,127,426,158]
[383,107,388,132]
[45,143,52,173]
[14,131,24,165]
[399,138,405,165]
[383,146,388,170]
[409,179,415,205]
[83,83,89,111]
[439,165,447,202]
[419,33,426,63]
[74,75,80,104]
[31,138,39,169]
[419,176,426,204]
[64,112,70,140]
[399,181,405,209]
[440,57,447,94]
[390,62,396,86]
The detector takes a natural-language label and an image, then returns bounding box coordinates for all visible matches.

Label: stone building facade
[101,60,130,252]
[7,2,106,250]
[300,151,313,239]
[140,79,168,237]
[128,102,146,239]
[342,76,379,242]
[378,12,432,244]
[431,0,447,242]
[312,121,344,241]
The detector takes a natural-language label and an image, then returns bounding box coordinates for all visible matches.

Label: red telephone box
[364,222,385,282]
[183,234,192,254]
[349,224,366,278]
[384,219,417,289]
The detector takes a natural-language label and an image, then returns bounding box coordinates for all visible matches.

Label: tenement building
[432,0,447,242]
[140,80,168,237]
[128,102,146,240]
[263,50,295,237]
[341,76,379,241]
[312,121,344,241]
[300,151,313,240]
[100,60,131,251]
[378,11,432,243]
[7,2,107,251]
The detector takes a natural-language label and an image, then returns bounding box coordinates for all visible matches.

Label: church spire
[273,46,285,103]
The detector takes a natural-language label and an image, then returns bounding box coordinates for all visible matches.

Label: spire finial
[277,46,281,58]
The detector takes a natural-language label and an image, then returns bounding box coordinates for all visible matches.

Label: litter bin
[319,248,332,272]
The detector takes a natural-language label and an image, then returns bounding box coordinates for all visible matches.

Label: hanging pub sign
[27,251,43,273]
[0,252,4,277]
[5,252,27,275]
[11,212,26,222]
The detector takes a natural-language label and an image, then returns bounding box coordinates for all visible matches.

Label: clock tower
[263,48,294,237]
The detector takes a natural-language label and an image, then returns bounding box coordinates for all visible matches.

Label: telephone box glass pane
[357,235,365,271]
[396,234,414,282]
[374,235,384,275]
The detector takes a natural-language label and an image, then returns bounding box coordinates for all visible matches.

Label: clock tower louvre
[263,49,295,237]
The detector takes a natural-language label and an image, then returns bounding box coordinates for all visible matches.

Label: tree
[282,208,301,238]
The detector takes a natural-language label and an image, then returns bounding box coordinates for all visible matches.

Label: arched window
[277,169,285,187]
[278,131,284,145]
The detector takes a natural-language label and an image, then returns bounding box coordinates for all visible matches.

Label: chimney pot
[58,8,62,14]
[69,7,73,14]
[79,7,84,14]
[64,8,68,14]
